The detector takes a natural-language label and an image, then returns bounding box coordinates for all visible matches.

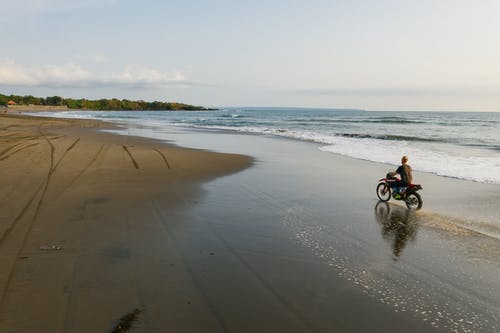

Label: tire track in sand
[0,132,79,309]
[52,138,80,171]
[153,148,171,169]
[0,142,40,161]
[55,144,106,200]
[123,145,140,169]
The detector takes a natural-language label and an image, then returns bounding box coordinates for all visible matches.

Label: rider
[395,155,412,197]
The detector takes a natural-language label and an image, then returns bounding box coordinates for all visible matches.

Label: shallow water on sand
[103,122,500,238]
[144,127,499,333]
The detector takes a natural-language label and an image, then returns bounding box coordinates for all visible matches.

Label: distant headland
[0,93,215,111]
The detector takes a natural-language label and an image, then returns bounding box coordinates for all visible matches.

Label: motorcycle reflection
[374,201,420,259]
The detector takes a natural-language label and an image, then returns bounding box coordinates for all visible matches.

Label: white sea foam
[162,123,500,184]
[318,138,500,185]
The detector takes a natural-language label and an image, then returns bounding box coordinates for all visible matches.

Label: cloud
[277,85,500,98]
[0,59,188,89]
[107,65,186,87]
[0,0,118,14]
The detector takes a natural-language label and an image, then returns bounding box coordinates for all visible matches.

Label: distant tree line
[0,93,212,111]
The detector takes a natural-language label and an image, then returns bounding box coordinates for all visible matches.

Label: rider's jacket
[396,164,413,185]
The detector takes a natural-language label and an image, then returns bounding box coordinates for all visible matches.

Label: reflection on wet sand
[374,202,420,259]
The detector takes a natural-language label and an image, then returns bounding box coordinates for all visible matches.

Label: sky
[1,0,500,111]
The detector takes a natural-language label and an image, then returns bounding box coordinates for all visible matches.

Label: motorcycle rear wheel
[405,192,423,210]
[376,183,391,202]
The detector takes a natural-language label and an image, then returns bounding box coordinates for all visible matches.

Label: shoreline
[3,103,215,113]
[15,110,500,238]
[94,117,500,238]
[17,108,500,186]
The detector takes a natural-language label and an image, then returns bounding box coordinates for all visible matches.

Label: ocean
[43,108,500,185]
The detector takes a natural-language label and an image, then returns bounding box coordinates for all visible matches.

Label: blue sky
[1,0,500,111]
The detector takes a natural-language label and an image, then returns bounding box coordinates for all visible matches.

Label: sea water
[44,108,500,184]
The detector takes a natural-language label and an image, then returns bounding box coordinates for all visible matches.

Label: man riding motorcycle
[388,156,413,199]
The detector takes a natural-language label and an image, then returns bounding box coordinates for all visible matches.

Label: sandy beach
[0,114,251,332]
[0,113,498,333]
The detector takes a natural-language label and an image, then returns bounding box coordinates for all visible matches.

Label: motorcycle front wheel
[405,192,423,210]
[376,183,391,202]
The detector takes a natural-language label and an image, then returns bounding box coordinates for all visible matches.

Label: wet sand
[135,127,500,333]
[0,114,499,333]
[0,114,251,332]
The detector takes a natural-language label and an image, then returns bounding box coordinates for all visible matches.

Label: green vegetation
[0,93,213,111]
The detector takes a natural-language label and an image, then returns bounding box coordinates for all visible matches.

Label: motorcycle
[376,172,423,210]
